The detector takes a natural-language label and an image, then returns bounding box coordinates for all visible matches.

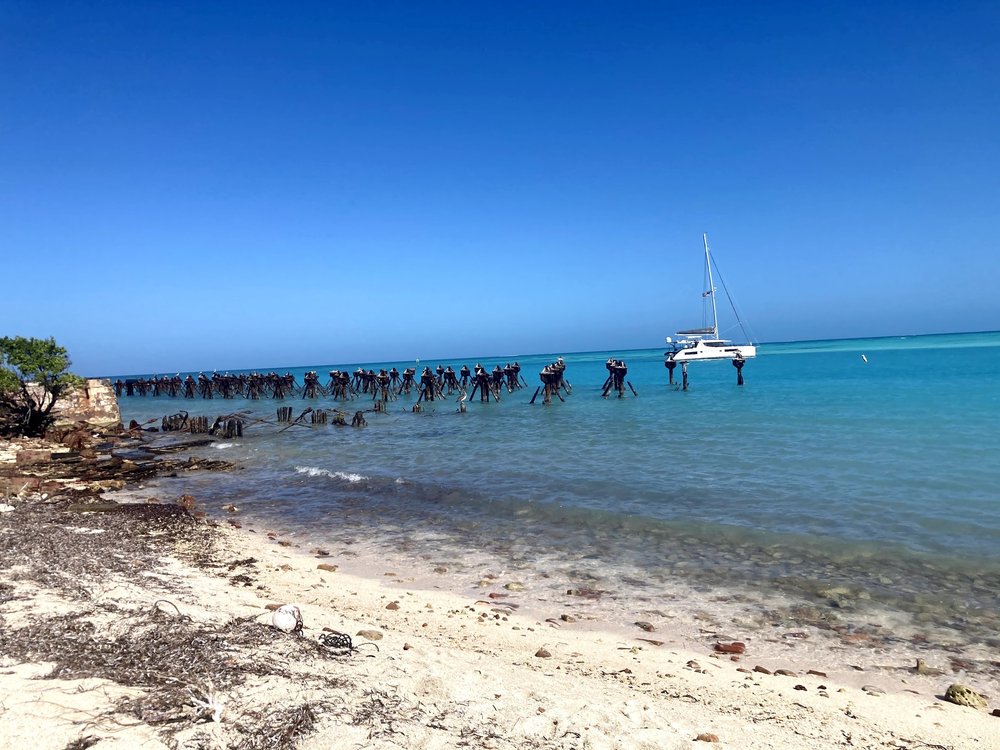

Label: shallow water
[114,331,1000,677]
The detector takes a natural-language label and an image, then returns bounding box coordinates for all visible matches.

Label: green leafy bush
[0,336,83,436]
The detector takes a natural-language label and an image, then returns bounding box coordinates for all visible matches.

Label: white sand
[2,509,997,749]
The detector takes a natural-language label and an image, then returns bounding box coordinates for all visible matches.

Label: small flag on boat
[702,290,712,297]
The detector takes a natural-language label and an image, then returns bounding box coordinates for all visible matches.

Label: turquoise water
[115,331,1000,660]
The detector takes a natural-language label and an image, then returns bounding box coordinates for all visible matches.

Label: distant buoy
[861,354,868,364]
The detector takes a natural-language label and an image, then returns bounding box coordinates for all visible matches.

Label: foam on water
[294,466,368,483]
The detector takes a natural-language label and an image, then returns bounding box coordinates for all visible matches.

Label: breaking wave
[294,466,368,483]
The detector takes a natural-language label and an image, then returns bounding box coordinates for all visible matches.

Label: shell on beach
[272,604,303,633]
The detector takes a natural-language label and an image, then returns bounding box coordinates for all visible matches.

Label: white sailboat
[666,234,756,363]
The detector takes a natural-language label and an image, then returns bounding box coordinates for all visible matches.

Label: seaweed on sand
[0,499,217,598]
[229,701,343,750]
[1,602,351,745]
[351,687,423,740]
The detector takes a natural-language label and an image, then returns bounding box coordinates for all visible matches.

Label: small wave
[213,443,234,450]
[395,477,408,485]
[294,466,368,483]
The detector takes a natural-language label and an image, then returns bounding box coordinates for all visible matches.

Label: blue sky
[2,1,997,375]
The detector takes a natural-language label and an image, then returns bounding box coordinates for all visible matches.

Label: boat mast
[703,233,719,338]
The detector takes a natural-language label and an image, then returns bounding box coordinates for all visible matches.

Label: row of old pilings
[116,372,300,400]
[276,406,356,427]
[142,354,746,438]
[156,412,246,436]
[117,362,529,402]
[161,412,189,432]
[188,416,211,434]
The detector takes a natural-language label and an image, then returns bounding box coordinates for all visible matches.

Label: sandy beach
[1,435,998,750]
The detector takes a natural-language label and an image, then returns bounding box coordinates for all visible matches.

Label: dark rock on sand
[714,641,746,654]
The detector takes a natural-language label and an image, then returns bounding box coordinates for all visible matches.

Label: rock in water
[943,684,987,709]
[272,604,303,634]
[914,658,945,676]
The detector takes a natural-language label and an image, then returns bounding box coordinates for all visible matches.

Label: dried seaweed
[229,700,342,750]
[0,445,351,750]
[63,736,101,750]
[0,499,215,599]
[351,687,422,740]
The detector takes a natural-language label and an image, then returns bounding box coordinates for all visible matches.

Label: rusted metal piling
[732,352,746,385]
[601,358,636,399]
[530,357,570,404]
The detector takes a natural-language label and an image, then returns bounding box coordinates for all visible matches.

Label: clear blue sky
[2,1,997,375]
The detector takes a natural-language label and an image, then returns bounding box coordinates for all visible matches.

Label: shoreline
[115,455,1000,700]
[190,497,1000,696]
[3,435,998,748]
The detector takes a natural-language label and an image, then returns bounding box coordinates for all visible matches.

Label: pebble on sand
[535,647,552,658]
[695,732,720,742]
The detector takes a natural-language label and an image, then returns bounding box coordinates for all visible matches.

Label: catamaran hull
[668,343,756,362]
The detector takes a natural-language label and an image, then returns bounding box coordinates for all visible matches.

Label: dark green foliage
[0,335,83,436]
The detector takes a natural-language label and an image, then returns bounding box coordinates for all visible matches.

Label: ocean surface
[113,331,1000,674]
